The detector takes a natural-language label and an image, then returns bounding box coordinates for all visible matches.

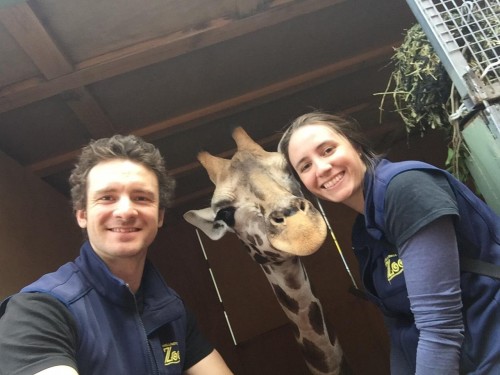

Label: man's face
[76,159,164,265]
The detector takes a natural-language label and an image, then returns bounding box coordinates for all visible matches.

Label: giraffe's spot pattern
[254,234,263,247]
[308,301,325,336]
[285,272,301,290]
[272,283,299,314]
[246,234,256,246]
[253,253,269,264]
[263,251,283,262]
[302,338,329,373]
[250,244,262,254]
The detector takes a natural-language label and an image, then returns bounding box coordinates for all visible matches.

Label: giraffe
[183,127,346,375]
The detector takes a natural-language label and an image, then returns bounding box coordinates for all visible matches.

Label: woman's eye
[299,162,311,173]
[323,146,334,156]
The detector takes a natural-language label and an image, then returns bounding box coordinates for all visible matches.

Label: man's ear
[76,209,87,228]
[158,208,165,227]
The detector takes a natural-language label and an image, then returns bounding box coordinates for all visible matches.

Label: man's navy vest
[2,241,187,375]
[352,159,500,374]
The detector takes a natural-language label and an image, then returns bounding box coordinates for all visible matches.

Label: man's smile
[109,227,140,233]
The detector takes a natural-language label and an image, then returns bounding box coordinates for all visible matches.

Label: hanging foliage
[378,1,500,182]
[379,24,452,134]
[377,23,470,180]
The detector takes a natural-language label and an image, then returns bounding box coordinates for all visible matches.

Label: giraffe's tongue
[269,213,327,256]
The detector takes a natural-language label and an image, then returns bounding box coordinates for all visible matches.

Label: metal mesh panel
[437,1,499,86]
[407,0,500,103]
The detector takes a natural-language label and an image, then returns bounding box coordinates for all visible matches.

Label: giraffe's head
[184,127,327,258]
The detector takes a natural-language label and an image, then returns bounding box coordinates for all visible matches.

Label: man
[0,135,233,375]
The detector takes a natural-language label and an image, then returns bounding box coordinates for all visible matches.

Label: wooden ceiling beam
[0,2,73,79]
[27,43,397,177]
[63,87,117,138]
[133,43,397,140]
[0,0,346,114]
[0,2,116,138]
[168,103,390,179]
[169,103,371,175]
[235,0,266,17]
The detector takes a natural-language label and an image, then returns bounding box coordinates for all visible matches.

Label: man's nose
[114,197,137,218]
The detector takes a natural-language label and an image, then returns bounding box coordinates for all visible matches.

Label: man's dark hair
[69,134,175,212]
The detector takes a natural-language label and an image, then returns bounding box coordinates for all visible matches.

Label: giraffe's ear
[183,207,233,240]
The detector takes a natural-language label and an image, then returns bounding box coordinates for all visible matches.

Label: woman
[278,112,500,374]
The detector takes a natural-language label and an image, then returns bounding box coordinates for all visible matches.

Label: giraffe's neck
[261,257,343,375]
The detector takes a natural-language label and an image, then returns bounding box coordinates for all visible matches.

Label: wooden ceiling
[0,0,417,219]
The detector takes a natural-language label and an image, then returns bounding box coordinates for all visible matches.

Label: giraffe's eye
[215,207,236,227]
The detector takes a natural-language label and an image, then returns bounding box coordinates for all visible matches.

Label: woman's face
[288,124,366,210]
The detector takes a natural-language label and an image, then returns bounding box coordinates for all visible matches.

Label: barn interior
[0,1,452,373]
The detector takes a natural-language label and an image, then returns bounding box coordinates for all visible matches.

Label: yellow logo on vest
[162,341,181,366]
[385,254,404,282]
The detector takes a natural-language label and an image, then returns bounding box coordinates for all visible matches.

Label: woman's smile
[321,171,345,190]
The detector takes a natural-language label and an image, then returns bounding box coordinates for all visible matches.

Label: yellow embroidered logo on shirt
[385,254,404,282]
[162,341,181,366]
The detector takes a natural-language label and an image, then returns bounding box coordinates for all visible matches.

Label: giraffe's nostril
[270,199,309,225]
[299,200,307,211]
[272,207,298,222]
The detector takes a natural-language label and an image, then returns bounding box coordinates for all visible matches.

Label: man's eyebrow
[133,189,156,197]
[91,187,156,196]
[92,188,116,196]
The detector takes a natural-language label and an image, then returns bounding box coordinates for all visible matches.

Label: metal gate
[406,0,500,213]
